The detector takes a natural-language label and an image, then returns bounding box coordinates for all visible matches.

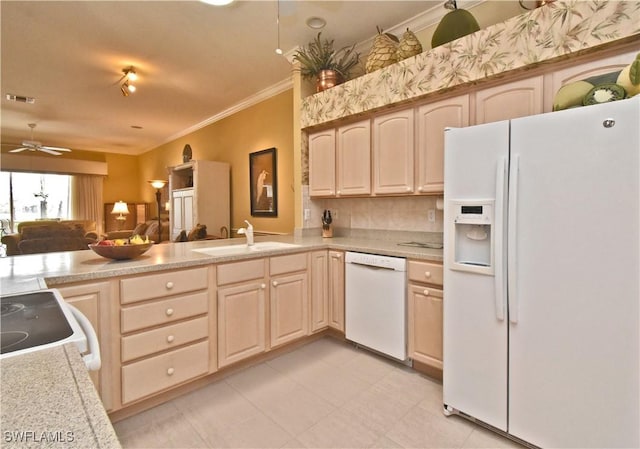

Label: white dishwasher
[345,252,407,361]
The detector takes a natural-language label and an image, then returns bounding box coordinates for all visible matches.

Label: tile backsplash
[302,186,443,233]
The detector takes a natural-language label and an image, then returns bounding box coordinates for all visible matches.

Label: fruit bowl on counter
[89,237,153,260]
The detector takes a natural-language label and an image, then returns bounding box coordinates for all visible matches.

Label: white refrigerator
[443,97,639,448]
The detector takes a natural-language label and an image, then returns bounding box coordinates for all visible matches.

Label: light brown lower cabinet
[328,250,345,331]
[270,272,309,348]
[57,280,115,411]
[121,341,209,404]
[407,259,444,371]
[217,280,267,368]
[310,250,329,332]
[407,284,443,369]
[118,266,213,406]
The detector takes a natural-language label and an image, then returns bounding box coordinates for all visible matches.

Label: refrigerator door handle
[508,154,519,324]
[494,157,507,321]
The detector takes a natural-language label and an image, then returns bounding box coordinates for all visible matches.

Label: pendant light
[275,0,283,55]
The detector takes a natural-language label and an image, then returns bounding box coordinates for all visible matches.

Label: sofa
[103,219,169,243]
[1,220,98,256]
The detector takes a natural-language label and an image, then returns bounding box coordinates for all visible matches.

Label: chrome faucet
[237,220,254,246]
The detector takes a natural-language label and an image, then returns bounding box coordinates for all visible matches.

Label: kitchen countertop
[0,344,121,449]
[0,233,443,290]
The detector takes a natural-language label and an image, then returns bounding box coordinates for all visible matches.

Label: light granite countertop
[0,344,121,449]
[0,232,443,291]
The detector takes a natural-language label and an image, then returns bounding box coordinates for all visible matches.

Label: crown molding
[144,0,484,154]
[144,77,293,154]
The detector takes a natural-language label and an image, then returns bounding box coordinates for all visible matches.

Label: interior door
[508,98,640,448]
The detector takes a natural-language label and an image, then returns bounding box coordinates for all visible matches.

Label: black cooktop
[1,291,73,355]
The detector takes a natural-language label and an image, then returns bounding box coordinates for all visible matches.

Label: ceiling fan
[9,123,72,156]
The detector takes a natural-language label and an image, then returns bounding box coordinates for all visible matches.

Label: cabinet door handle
[405,186,411,192]
[333,254,341,259]
[166,281,174,290]
[418,186,424,192]
[166,308,174,316]
[260,283,266,289]
[424,271,431,279]
[272,281,278,287]
[167,335,175,343]
[423,289,430,296]
[336,190,341,195]
[167,367,175,376]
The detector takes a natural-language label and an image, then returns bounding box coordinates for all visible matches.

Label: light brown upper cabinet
[372,109,415,195]
[475,76,544,125]
[308,129,336,197]
[416,95,470,194]
[336,119,371,196]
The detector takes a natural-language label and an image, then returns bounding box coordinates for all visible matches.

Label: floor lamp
[148,180,167,242]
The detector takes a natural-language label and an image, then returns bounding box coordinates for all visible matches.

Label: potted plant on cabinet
[293,32,360,92]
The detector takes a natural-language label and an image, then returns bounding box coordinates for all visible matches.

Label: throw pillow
[187,224,207,241]
[132,222,148,236]
[174,230,188,242]
[145,222,159,242]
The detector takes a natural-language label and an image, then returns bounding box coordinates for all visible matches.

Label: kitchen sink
[192,241,301,256]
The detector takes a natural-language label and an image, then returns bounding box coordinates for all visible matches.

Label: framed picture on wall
[249,147,277,217]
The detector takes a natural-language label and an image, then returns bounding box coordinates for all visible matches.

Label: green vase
[431,8,480,48]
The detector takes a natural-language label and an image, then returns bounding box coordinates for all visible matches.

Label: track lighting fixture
[120,66,138,97]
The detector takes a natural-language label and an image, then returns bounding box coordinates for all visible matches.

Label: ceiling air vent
[5,94,36,104]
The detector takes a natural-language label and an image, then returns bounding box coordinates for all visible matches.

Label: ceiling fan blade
[9,147,29,153]
[41,145,71,152]
[38,148,63,156]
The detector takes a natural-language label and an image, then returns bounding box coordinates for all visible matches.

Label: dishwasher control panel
[345,252,406,271]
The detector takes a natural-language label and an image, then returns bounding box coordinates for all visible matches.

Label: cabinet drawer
[270,252,307,276]
[121,316,208,362]
[408,260,443,286]
[217,258,265,286]
[121,341,208,404]
[120,267,208,304]
[121,291,208,333]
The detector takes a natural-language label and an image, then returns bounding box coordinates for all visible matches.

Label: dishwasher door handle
[348,261,397,271]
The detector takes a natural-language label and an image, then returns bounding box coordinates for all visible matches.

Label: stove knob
[167,368,175,376]
[167,335,175,343]
[166,308,174,316]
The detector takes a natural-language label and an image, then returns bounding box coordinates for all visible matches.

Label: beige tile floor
[114,337,523,449]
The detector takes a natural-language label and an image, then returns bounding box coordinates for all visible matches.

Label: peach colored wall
[103,153,141,203]
[138,90,294,234]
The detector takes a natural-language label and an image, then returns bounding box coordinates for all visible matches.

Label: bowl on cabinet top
[89,242,153,260]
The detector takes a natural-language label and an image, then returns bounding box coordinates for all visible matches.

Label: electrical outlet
[428,209,436,223]
[304,209,310,220]
[331,209,339,220]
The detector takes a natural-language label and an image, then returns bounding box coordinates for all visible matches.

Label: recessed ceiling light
[200,0,234,5]
[306,17,326,29]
